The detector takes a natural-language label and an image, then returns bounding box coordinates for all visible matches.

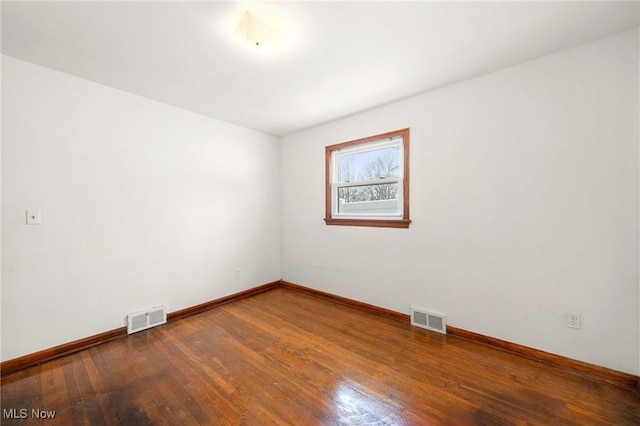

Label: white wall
[280,29,639,374]
[1,56,280,361]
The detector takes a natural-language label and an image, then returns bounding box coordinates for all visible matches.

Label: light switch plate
[26,209,41,225]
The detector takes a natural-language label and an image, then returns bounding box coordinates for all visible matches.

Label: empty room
[1,1,639,424]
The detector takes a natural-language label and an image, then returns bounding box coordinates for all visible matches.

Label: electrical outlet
[234,267,240,279]
[566,312,581,329]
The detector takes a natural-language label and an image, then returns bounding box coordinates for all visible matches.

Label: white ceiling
[2,1,639,136]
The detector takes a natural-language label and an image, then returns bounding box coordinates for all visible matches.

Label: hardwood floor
[2,287,639,425]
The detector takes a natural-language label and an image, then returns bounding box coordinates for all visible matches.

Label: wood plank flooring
[2,287,639,425]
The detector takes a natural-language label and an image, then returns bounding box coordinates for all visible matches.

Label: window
[325,128,410,228]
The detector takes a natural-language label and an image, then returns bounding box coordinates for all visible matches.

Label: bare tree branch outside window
[338,148,399,202]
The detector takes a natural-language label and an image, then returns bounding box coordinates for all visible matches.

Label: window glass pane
[336,146,400,183]
[337,183,399,214]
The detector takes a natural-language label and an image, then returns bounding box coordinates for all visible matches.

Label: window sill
[324,218,411,228]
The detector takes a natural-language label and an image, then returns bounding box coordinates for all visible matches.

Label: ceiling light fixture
[233,11,286,55]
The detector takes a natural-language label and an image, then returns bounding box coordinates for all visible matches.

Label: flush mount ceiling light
[233,11,286,55]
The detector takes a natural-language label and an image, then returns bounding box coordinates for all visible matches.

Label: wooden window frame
[324,128,411,228]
